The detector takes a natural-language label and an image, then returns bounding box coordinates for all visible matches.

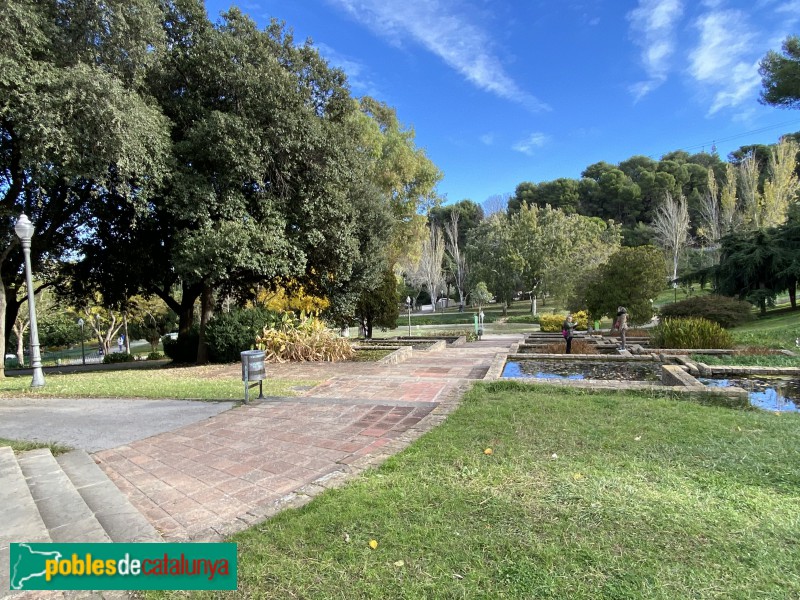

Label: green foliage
[538,314,565,332]
[759,35,800,109]
[162,329,199,364]
[505,314,540,324]
[650,317,734,349]
[659,295,754,328]
[102,352,135,364]
[205,307,277,363]
[257,315,354,362]
[583,245,667,324]
[37,311,83,349]
[146,351,164,360]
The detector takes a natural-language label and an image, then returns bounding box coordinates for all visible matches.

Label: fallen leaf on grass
[551,453,558,459]
[394,560,404,567]
[484,448,493,455]
[343,533,350,543]
[369,539,378,550]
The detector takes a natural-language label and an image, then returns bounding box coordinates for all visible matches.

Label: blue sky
[204,0,800,206]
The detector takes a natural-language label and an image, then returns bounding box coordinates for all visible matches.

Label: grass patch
[693,352,800,367]
[730,306,800,350]
[0,437,72,455]
[147,382,800,599]
[0,366,318,401]
[351,349,395,362]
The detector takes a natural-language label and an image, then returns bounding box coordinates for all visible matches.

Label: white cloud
[627,0,684,100]
[512,133,549,156]
[315,43,383,97]
[325,0,549,111]
[688,10,762,114]
[479,133,494,145]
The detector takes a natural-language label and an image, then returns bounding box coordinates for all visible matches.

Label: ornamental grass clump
[650,316,734,349]
[256,314,354,363]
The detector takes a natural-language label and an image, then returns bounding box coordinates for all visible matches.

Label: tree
[716,229,781,315]
[738,152,763,229]
[762,137,800,227]
[443,210,468,308]
[418,225,446,310]
[759,35,800,109]
[0,0,170,375]
[651,192,690,284]
[466,213,519,313]
[584,246,667,324]
[356,268,399,339]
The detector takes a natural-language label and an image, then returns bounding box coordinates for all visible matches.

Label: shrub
[539,311,588,333]
[650,317,734,349]
[162,329,199,363]
[257,314,354,362]
[205,307,277,363]
[147,351,164,360]
[538,314,565,333]
[505,314,539,324]
[658,295,753,328]
[103,352,135,364]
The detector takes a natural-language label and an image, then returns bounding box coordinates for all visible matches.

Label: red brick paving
[94,335,521,541]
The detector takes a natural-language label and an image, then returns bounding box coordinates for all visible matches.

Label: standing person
[613,306,628,349]
[118,335,124,352]
[562,313,577,354]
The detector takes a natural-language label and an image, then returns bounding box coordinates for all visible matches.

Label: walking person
[562,313,577,354]
[613,306,628,349]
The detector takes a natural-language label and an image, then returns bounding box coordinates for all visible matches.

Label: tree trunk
[790,281,797,310]
[123,312,130,353]
[196,283,213,364]
[0,278,6,378]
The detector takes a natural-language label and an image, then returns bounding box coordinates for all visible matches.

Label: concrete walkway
[94,335,520,542]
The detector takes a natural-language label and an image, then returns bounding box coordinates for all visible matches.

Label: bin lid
[241,350,265,359]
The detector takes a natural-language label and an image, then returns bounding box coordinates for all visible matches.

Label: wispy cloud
[688,10,761,114]
[513,133,549,156]
[315,43,383,97]
[627,0,684,101]
[479,133,494,146]
[325,0,549,111]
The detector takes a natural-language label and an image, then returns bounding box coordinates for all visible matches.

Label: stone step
[56,451,162,544]
[0,446,52,597]
[16,449,111,544]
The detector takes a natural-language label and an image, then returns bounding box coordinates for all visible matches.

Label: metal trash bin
[241,350,266,403]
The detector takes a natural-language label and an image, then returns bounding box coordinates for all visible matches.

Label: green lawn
[0,365,318,401]
[147,382,800,599]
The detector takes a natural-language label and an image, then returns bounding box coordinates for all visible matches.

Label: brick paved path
[94,335,521,541]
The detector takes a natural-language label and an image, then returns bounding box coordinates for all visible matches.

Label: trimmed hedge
[658,295,753,328]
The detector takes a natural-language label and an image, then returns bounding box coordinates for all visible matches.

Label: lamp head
[14,214,34,241]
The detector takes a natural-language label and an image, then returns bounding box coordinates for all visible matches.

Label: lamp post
[14,214,44,387]
[406,296,411,337]
[77,318,86,365]
[440,289,445,313]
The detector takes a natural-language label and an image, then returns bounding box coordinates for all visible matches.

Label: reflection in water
[502,360,662,382]
[698,377,799,412]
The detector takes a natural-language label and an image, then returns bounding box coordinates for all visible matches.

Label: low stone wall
[484,353,509,380]
[350,345,411,365]
[661,364,701,387]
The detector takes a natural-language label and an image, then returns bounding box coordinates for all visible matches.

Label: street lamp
[406,296,411,337]
[441,289,445,313]
[14,214,44,387]
[77,318,85,365]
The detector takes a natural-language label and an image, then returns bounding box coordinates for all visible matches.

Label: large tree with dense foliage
[66,3,402,362]
[0,0,170,375]
[583,245,667,325]
[760,35,800,109]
